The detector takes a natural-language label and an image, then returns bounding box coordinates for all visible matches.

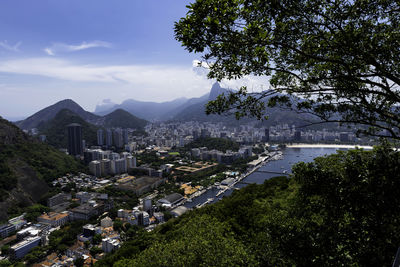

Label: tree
[0,260,11,267]
[289,144,400,265]
[114,215,257,267]
[74,257,85,267]
[175,0,400,139]
[0,245,10,256]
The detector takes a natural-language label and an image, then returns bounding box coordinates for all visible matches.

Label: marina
[184,147,351,209]
[184,151,284,209]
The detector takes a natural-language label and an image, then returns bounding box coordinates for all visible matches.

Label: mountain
[0,116,84,221]
[95,97,189,121]
[102,109,148,129]
[16,99,100,130]
[208,82,230,100]
[37,109,100,149]
[94,99,117,114]
[172,82,324,128]
[162,94,209,119]
[172,82,249,123]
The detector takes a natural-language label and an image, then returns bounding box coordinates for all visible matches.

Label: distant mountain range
[16,99,149,131]
[171,83,321,127]
[94,82,236,122]
[14,82,326,133]
[94,94,207,121]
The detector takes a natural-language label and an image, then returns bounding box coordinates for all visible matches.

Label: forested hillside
[0,116,84,221]
[38,109,99,148]
[97,144,400,266]
[184,137,240,152]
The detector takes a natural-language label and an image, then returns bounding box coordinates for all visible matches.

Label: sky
[0,0,268,120]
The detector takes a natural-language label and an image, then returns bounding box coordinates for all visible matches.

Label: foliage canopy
[175,0,400,139]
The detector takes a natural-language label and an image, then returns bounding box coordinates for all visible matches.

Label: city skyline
[0,0,268,120]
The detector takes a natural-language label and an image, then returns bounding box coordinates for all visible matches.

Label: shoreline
[285,143,373,149]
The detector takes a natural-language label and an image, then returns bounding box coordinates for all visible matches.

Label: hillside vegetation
[184,137,240,152]
[97,144,400,266]
[16,99,100,130]
[38,109,99,148]
[0,116,84,221]
[103,109,148,129]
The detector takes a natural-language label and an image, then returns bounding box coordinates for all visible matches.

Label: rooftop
[38,212,69,221]
[159,193,184,205]
[11,236,41,250]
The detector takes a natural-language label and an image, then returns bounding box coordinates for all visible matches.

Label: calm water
[184,147,348,209]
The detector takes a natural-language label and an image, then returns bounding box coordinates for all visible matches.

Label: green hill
[0,116,84,221]
[97,144,400,266]
[16,99,100,130]
[103,109,148,129]
[38,109,99,148]
[184,137,240,152]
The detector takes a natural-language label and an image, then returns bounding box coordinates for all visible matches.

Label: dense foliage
[0,141,84,186]
[0,117,84,217]
[97,145,400,266]
[103,109,148,129]
[175,0,400,139]
[184,137,240,152]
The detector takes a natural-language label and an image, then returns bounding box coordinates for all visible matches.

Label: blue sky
[0,0,267,120]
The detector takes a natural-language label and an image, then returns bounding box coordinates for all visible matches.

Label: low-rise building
[0,224,15,238]
[101,217,113,228]
[37,212,69,227]
[47,193,71,208]
[76,191,92,204]
[102,237,121,253]
[116,176,166,196]
[10,236,41,259]
[158,193,184,207]
[170,206,189,217]
[70,201,105,221]
[153,212,164,223]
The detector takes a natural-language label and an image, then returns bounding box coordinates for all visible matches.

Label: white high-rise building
[97,129,104,146]
[89,160,101,177]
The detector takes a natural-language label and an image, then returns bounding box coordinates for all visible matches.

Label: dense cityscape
[0,114,374,266]
[1,0,400,266]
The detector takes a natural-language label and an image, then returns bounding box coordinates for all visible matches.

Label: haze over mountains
[93,83,223,121]
[14,82,321,132]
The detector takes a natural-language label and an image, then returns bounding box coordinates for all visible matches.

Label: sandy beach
[286,143,373,149]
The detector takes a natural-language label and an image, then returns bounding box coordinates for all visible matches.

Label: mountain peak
[16,99,99,130]
[209,82,228,100]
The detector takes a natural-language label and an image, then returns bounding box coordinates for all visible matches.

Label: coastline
[285,143,373,149]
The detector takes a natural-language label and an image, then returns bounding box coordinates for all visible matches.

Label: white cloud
[0,41,21,52]
[44,40,111,56]
[44,48,54,56]
[0,57,269,103]
[0,57,214,101]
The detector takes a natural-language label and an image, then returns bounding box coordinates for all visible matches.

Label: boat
[216,190,224,197]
